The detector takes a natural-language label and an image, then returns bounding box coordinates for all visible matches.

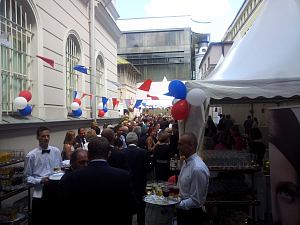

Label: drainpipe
[90,0,96,119]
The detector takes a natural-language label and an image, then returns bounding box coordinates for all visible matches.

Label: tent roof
[186,0,300,99]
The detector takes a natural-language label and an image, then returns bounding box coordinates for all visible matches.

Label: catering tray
[49,172,64,181]
[144,195,180,206]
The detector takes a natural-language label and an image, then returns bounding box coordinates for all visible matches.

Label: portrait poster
[269,106,300,225]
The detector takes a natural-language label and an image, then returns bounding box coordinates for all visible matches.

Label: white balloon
[71,102,80,111]
[13,96,28,109]
[97,103,103,110]
[186,88,206,106]
[172,98,180,105]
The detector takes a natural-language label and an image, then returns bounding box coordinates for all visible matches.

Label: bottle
[174,154,178,171]
[170,157,175,171]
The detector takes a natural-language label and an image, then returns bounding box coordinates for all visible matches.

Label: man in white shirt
[24,126,62,225]
[177,132,210,225]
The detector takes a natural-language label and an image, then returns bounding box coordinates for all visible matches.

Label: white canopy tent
[181,0,300,147]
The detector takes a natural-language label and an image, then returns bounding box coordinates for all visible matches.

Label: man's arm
[23,155,44,184]
[178,169,209,210]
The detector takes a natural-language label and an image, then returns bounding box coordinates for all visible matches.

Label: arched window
[65,33,81,108]
[1,0,35,112]
[96,54,105,97]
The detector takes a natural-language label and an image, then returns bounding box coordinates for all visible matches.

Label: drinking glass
[162,187,170,198]
[146,185,152,195]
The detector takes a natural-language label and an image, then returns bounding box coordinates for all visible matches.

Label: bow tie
[42,149,50,154]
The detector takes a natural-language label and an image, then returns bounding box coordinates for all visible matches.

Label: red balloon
[171,99,189,120]
[19,90,32,102]
[73,98,81,105]
[98,109,105,117]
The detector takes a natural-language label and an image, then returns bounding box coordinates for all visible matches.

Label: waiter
[24,126,62,225]
[177,132,210,225]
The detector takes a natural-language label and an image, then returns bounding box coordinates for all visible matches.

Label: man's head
[36,126,50,149]
[101,128,115,145]
[70,148,88,171]
[85,128,97,142]
[126,132,138,145]
[115,124,123,137]
[157,131,170,144]
[87,137,110,160]
[178,132,197,159]
[78,127,86,138]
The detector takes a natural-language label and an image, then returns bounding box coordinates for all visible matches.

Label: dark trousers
[177,207,205,225]
[31,198,46,225]
[31,182,60,225]
[136,195,146,225]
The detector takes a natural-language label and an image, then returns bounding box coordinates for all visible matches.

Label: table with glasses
[144,182,180,225]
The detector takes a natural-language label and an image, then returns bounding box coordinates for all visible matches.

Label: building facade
[198,42,233,80]
[222,0,265,42]
[117,16,210,82]
[0,0,121,150]
[117,56,141,108]
[198,0,265,80]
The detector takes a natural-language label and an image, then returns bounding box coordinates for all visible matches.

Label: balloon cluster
[165,80,189,120]
[71,98,82,117]
[13,90,32,116]
[165,80,207,121]
[97,102,108,118]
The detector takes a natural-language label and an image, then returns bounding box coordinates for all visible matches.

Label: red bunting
[138,79,152,92]
[112,98,119,109]
[147,94,159,100]
[81,93,88,99]
[36,55,54,68]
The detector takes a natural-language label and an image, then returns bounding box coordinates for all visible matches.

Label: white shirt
[178,153,210,210]
[24,146,62,198]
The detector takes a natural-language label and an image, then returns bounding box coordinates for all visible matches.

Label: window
[96,55,105,98]
[65,33,81,109]
[1,0,34,112]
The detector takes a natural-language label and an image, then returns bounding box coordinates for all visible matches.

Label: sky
[116,0,245,42]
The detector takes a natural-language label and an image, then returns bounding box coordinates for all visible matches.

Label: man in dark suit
[59,137,136,225]
[74,127,86,148]
[124,132,148,225]
[101,128,128,170]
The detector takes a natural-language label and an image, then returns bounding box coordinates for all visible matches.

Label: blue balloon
[168,80,187,99]
[18,105,32,116]
[72,108,82,117]
[103,107,108,113]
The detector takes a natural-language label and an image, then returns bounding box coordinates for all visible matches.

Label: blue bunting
[134,100,143,108]
[73,65,88,74]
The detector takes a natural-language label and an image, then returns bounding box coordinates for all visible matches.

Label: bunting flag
[147,94,159,100]
[36,55,55,68]
[124,99,131,108]
[138,79,152,92]
[73,91,78,100]
[81,93,88,99]
[134,99,143,109]
[112,98,119,109]
[73,65,88,74]
[0,33,10,47]
[142,103,147,107]
[102,97,109,107]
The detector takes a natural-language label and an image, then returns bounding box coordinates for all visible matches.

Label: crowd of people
[204,114,266,166]
[23,113,211,225]
[23,112,269,225]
